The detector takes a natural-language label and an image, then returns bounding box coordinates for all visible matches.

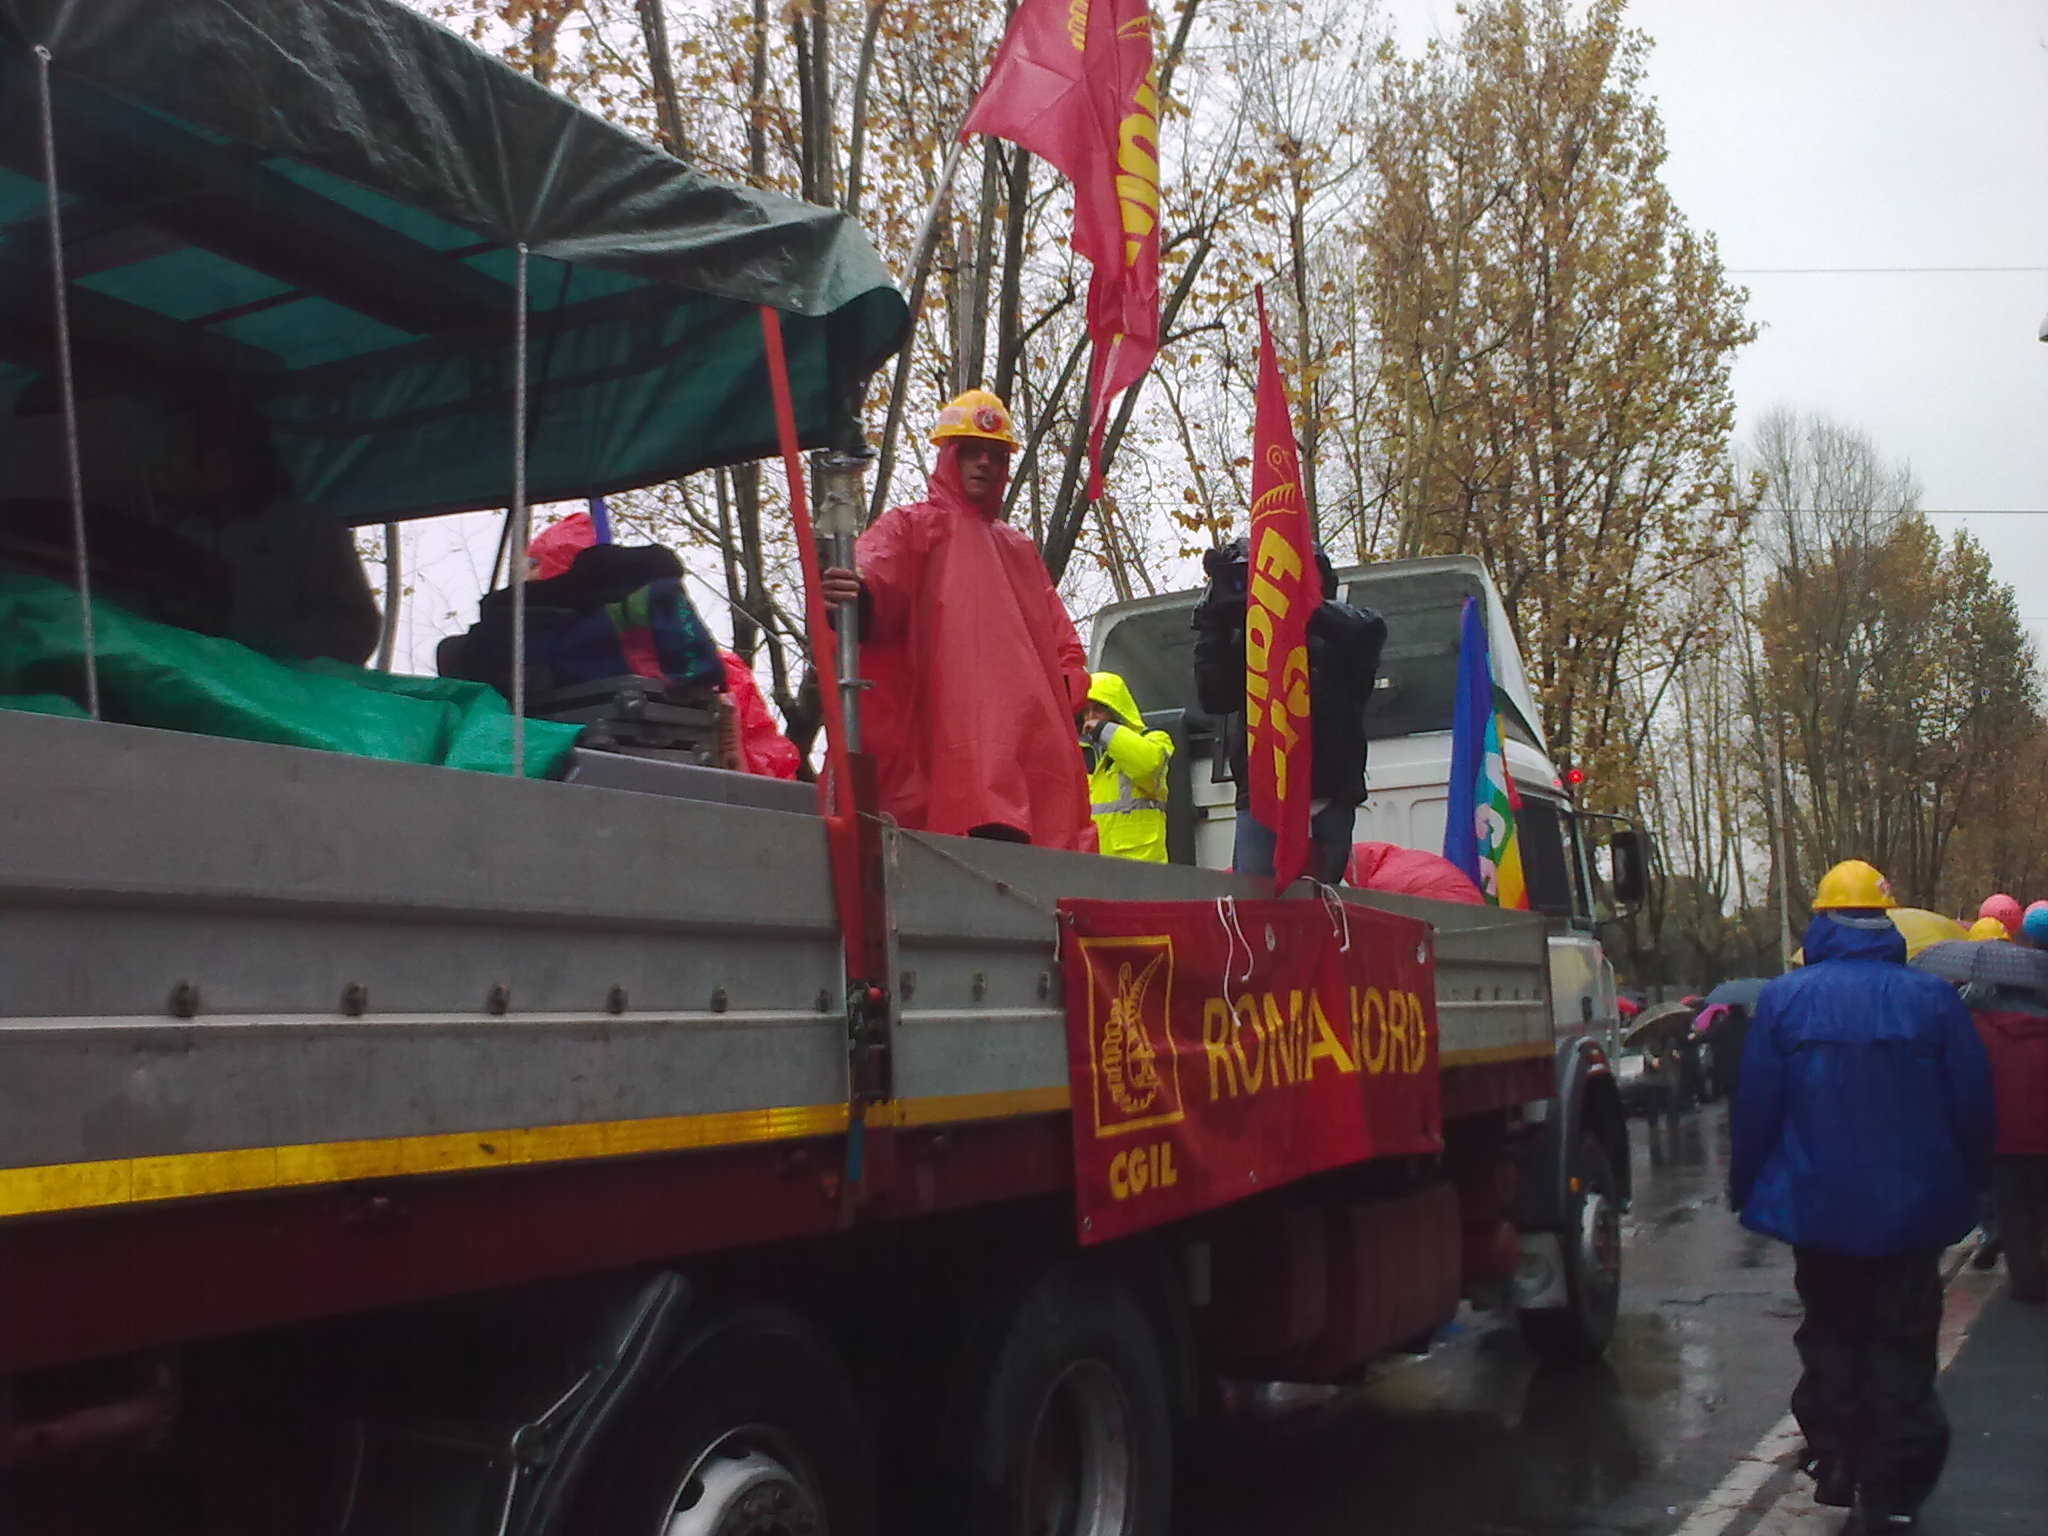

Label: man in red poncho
[526,512,799,779]
[821,390,1093,848]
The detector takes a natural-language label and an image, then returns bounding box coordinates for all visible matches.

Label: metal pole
[867,134,968,524]
[812,451,869,750]
[374,523,402,672]
[33,45,98,719]
[509,244,531,777]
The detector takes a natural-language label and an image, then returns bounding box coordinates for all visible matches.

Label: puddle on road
[1175,1105,1794,1536]
[1178,1311,1688,1535]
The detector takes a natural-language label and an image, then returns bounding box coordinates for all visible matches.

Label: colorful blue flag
[1443,596,1528,909]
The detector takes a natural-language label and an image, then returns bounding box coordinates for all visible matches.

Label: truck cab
[1093,553,1643,1332]
[1092,553,1641,1059]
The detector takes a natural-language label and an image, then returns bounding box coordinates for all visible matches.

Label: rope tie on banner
[33,45,99,719]
[1320,884,1354,953]
[508,243,531,776]
[1214,896,1254,1031]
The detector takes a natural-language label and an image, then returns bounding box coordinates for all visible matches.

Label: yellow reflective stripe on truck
[0,1087,1076,1220]
[1438,1040,1555,1068]
[0,1053,1544,1221]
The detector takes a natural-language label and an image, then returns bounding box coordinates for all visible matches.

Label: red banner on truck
[1058,897,1443,1244]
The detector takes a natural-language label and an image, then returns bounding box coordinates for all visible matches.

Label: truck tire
[1518,1134,1622,1367]
[950,1262,1174,1536]
[571,1306,876,1536]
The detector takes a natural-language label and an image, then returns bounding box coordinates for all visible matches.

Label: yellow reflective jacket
[1085,672,1173,863]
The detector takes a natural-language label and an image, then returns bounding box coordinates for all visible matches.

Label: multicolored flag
[1246,288,1316,891]
[1443,595,1530,909]
[961,0,1159,499]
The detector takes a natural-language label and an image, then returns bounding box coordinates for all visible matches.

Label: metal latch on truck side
[847,981,891,1105]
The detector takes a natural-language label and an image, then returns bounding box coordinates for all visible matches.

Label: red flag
[1248,287,1316,891]
[962,0,1159,499]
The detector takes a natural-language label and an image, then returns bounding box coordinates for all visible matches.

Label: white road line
[1748,1481,1843,1536]
[1667,1256,1996,1536]
[1667,1414,1805,1536]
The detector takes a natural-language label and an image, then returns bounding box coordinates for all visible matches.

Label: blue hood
[1801,912,1907,966]
[1731,912,1994,1256]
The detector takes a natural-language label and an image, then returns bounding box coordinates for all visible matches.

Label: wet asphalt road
[1177,1103,1806,1536]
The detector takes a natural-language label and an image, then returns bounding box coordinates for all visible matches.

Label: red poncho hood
[854,442,1093,848]
[528,512,596,579]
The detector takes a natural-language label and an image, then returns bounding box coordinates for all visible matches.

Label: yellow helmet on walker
[930,389,1021,449]
[1811,859,1896,912]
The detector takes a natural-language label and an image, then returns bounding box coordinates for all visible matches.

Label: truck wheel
[573,1307,876,1536]
[953,1263,1174,1536]
[1518,1134,1622,1367]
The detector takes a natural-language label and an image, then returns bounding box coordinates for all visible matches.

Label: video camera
[1198,535,1340,611]
[1199,537,1251,610]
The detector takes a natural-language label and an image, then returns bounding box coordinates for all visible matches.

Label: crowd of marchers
[1692,857,2048,1533]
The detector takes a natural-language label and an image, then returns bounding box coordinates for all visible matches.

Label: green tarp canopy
[0,569,583,775]
[0,0,909,525]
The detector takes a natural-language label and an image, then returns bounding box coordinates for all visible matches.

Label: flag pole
[867,133,970,524]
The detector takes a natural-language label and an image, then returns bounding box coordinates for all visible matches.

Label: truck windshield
[1336,565,1541,747]
[1092,564,1543,748]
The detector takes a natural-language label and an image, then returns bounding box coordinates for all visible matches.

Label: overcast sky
[396,1,2048,672]
[1388,0,2048,639]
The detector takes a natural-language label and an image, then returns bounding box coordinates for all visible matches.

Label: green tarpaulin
[0,570,581,775]
[0,0,908,525]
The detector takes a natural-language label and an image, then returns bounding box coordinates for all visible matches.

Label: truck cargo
[0,3,1640,1531]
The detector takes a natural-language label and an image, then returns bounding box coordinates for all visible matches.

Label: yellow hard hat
[929,388,1021,449]
[1968,916,2010,941]
[1811,858,1897,912]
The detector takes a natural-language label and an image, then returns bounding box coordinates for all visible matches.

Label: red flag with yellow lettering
[1248,288,1316,891]
[961,0,1159,498]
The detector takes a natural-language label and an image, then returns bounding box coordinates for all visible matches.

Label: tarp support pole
[761,306,894,1212]
[761,307,858,927]
[33,44,99,721]
[509,243,531,775]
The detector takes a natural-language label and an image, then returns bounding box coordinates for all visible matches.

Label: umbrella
[1889,907,1971,960]
[1622,1001,1694,1049]
[1345,842,1485,905]
[1912,938,2048,998]
[1704,978,1768,1009]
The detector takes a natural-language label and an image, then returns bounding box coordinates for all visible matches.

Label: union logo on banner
[1077,934,1186,1137]
[1060,898,1442,1245]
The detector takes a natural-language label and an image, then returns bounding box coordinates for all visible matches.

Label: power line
[1767,508,2048,516]
[1761,518,2048,524]
[1727,265,2048,275]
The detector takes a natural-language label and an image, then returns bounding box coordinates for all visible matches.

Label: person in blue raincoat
[1730,859,1995,1532]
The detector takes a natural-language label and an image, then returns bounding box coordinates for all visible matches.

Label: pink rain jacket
[857,443,1093,848]
[720,650,800,780]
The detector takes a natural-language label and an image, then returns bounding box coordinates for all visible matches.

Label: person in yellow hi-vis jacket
[1081,672,1174,862]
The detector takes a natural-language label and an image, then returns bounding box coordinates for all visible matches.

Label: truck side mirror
[1609,828,1649,909]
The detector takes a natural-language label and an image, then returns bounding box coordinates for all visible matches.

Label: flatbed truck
[0,3,1634,1531]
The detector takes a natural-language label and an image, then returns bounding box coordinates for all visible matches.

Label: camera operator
[1190,538,1387,884]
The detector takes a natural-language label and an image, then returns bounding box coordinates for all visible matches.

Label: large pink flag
[962,0,1159,498]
